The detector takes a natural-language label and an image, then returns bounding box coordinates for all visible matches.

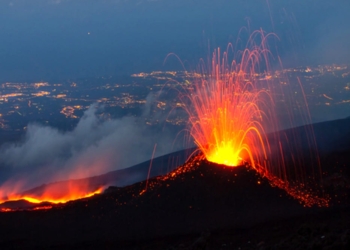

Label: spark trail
[180,30,328,207]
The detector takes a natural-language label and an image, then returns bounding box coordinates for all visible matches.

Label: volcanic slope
[0,117,349,248]
[0,147,195,211]
[2,116,349,211]
[0,156,320,249]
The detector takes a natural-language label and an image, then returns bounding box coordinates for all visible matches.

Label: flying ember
[183,30,273,168]
[180,30,328,207]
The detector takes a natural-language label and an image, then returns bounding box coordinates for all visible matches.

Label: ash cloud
[0,100,186,193]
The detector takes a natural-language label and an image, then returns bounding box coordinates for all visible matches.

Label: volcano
[0,118,350,249]
[0,157,310,249]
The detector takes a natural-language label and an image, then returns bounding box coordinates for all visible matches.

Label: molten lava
[188,70,270,167]
[183,33,272,168]
[0,180,103,211]
[180,30,328,207]
[5,189,103,205]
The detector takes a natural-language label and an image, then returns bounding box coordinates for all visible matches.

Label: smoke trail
[0,100,185,194]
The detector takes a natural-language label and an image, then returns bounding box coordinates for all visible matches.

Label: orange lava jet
[183,31,273,169]
[180,30,328,207]
[187,61,270,167]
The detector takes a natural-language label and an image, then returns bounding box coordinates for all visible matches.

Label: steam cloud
[0,100,186,193]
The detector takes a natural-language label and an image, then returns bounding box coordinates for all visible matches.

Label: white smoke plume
[0,101,185,193]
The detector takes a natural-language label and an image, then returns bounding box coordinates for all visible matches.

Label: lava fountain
[185,52,270,167]
[179,30,328,207]
[182,30,276,168]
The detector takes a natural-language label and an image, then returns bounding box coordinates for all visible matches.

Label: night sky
[0,0,349,81]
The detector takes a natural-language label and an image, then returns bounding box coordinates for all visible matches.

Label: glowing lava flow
[180,30,328,207]
[0,184,103,211]
[4,189,103,204]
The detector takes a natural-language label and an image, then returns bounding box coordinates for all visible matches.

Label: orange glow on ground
[19,188,103,204]
[0,185,103,211]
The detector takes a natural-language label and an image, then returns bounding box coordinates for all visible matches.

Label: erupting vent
[180,30,328,207]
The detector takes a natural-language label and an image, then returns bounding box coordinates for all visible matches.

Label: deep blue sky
[0,0,349,81]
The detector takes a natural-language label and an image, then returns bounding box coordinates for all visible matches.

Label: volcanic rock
[0,156,323,248]
[0,117,350,249]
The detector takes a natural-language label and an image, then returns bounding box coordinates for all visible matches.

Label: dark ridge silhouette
[2,117,350,209]
[0,157,310,247]
[0,117,349,249]
[283,116,350,154]
[0,154,348,249]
